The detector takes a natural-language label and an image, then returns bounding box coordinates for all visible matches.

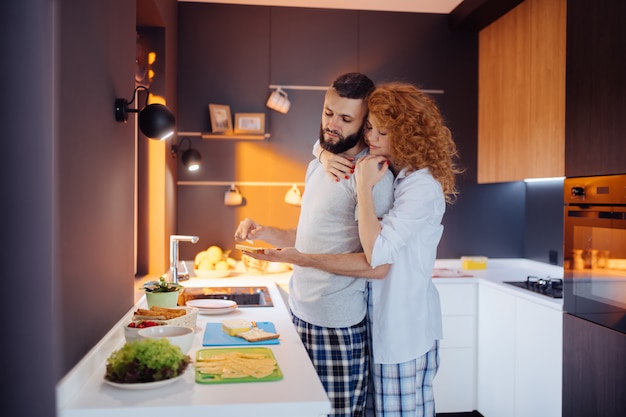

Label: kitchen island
[56,271,331,417]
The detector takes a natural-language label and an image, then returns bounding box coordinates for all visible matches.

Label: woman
[352,82,461,417]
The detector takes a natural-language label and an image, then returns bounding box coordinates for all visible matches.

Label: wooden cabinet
[433,282,478,413]
[563,313,626,417]
[478,0,566,183]
[477,284,562,417]
[564,0,626,177]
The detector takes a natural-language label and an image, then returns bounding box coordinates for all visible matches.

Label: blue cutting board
[202,322,280,346]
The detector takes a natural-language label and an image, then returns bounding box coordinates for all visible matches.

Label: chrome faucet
[170,235,199,284]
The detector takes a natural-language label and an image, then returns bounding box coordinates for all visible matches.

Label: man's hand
[235,218,263,242]
[239,247,304,264]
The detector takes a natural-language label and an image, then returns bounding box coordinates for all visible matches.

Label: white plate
[197,306,238,315]
[186,299,237,310]
[103,373,184,390]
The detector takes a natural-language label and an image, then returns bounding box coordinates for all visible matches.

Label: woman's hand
[320,150,355,182]
[355,155,389,190]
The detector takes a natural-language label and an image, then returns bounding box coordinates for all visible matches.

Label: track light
[115,86,175,140]
[265,87,291,114]
[172,137,202,171]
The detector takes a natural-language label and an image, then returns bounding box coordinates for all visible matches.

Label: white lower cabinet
[433,282,478,413]
[477,284,562,417]
[514,297,562,417]
[477,285,516,416]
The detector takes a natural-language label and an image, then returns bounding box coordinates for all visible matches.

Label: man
[235,72,393,417]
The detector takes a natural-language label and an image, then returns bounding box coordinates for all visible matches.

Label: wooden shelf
[178,131,270,140]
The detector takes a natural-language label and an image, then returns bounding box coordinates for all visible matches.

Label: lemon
[206,246,224,264]
[194,250,208,267]
[215,260,230,271]
[197,259,215,270]
[226,257,237,268]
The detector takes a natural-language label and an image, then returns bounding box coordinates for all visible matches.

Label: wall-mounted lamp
[171,137,202,171]
[114,86,175,140]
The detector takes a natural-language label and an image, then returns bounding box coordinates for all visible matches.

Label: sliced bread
[235,327,280,342]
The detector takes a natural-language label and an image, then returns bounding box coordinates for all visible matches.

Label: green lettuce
[105,338,190,383]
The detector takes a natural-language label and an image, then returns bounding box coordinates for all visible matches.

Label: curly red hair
[367,82,462,203]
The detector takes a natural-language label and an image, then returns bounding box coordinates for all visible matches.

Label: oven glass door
[564,205,626,333]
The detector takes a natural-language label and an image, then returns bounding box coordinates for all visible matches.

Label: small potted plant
[142,276,183,308]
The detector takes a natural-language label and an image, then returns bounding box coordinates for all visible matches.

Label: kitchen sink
[178,286,273,307]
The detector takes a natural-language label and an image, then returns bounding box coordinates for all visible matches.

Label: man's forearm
[257,226,297,248]
[297,251,389,279]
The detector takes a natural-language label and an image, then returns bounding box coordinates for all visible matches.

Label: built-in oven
[564,174,626,334]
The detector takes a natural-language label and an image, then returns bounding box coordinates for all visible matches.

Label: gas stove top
[504,276,563,299]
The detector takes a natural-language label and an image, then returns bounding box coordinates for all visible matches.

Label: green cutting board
[195,347,283,384]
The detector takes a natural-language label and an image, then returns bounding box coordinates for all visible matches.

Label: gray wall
[439,180,564,265]
[524,179,564,265]
[3,0,177,415]
[175,3,564,266]
[176,3,480,261]
[2,1,57,415]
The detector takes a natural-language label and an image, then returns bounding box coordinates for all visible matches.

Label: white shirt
[368,167,444,364]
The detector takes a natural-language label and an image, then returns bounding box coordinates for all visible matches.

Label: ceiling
[180,0,466,14]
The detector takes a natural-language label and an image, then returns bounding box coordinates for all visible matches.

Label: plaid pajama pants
[292,313,369,417]
[366,282,440,417]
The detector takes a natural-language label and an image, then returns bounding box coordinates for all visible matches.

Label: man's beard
[318,124,364,154]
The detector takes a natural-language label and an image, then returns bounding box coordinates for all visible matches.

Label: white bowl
[193,268,231,278]
[124,320,169,342]
[137,325,195,354]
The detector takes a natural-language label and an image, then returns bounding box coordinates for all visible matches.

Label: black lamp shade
[182,148,202,171]
[138,103,175,140]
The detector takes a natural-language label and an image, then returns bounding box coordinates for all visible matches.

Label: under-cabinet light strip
[269,84,445,94]
[523,177,565,183]
[177,181,305,187]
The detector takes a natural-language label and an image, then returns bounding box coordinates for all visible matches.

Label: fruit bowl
[194,268,232,278]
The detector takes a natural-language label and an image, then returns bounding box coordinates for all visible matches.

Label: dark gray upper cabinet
[565,0,626,177]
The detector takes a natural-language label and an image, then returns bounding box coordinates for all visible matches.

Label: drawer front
[435,282,477,316]
[434,348,477,412]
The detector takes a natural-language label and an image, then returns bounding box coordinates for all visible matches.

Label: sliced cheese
[221,318,251,336]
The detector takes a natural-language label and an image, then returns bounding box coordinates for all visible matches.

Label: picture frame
[208,104,233,133]
[234,113,266,134]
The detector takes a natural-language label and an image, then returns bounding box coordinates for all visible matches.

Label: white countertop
[434,258,564,310]
[57,270,331,417]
